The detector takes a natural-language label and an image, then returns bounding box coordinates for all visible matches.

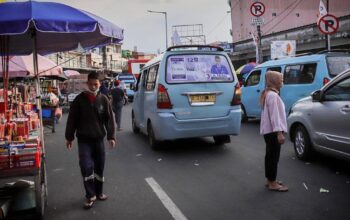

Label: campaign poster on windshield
[166,55,233,83]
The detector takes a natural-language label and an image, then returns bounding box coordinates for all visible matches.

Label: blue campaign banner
[166,54,233,83]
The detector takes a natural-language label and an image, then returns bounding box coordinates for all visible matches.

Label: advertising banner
[166,54,233,83]
[271,40,296,60]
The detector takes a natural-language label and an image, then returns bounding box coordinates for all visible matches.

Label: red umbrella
[0,54,62,78]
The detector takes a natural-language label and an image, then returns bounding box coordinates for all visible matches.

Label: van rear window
[166,54,233,83]
[327,56,350,76]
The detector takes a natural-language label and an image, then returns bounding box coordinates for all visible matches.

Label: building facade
[47,43,126,75]
[229,0,350,66]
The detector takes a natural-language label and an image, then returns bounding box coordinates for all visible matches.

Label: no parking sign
[250,2,265,17]
[318,14,339,35]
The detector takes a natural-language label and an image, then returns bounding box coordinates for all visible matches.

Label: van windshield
[166,54,233,83]
[327,56,350,76]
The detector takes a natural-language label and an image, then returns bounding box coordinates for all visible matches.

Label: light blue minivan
[241,52,350,121]
[132,45,241,149]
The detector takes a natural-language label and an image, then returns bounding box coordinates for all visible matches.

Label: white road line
[145,177,187,220]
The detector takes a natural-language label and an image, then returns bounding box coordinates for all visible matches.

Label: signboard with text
[271,41,296,60]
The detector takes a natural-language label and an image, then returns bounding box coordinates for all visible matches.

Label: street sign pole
[318,13,339,51]
[250,1,265,64]
[257,25,263,64]
[326,0,330,51]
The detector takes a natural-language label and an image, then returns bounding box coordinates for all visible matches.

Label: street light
[147,10,168,49]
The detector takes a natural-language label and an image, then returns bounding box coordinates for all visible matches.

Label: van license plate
[190,94,216,103]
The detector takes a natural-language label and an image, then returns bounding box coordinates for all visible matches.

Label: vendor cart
[41,106,58,133]
[0,1,124,219]
[0,147,48,218]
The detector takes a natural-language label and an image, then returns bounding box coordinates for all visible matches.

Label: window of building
[284,63,316,84]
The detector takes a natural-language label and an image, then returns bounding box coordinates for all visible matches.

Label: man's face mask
[87,79,100,95]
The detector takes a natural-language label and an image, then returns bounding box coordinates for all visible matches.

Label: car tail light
[157,84,172,109]
[231,83,241,106]
[323,77,330,85]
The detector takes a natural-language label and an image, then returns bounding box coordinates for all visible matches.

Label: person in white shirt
[260,71,288,192]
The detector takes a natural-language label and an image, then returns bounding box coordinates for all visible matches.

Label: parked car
[288,69,350,160]
[241,52,350,121]
[132,45,241,150]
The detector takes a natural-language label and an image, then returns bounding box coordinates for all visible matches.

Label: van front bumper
[152,109,241,141]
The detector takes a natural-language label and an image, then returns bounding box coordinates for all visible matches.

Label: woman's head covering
[114,80,120,86]
[265,71,283,89]
[259,71,283,107]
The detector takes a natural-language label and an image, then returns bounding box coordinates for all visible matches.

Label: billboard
[271,40,296,60]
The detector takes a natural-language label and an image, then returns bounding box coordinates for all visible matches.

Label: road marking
[145,177,187,220]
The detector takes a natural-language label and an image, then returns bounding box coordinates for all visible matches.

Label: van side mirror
[312,90,322,102]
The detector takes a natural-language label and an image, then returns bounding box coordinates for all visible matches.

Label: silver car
[288,69,350,160]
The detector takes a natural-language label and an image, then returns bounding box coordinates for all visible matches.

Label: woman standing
[260,71,288,192]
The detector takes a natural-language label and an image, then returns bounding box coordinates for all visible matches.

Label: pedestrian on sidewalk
[65,72,116,209]
[110,80,125,131]
[259,71,288,192]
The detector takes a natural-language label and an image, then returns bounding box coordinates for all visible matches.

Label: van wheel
[147,122,161,150]
[241,105,248,123]
[131,111,140,134]
[293,125,313,160]
[213,135,231,145]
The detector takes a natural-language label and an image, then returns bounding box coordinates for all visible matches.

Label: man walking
[110,80,125,131]
[65,72,116,209]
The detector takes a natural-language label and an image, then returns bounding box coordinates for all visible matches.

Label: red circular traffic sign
[318,14,339,35]
[250,2,265,17]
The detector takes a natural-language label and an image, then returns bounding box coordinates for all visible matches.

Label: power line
[263,0,301,27]
[206,13,230,37]
[265,0,303,33]
[206,0,240,38]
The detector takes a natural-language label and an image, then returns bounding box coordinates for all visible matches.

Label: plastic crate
[41,108,52,118]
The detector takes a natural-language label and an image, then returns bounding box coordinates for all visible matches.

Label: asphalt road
[39,104,350,220]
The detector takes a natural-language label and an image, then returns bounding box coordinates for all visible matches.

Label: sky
[34,0,232,54]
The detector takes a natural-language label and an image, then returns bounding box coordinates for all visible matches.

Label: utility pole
[250,1,265,64]
[257,24,263,64]
[102,46,107,74]
[147,10,168,49]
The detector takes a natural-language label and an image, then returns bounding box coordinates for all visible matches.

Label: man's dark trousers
[78,139,105,199]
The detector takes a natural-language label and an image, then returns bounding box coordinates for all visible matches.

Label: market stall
[0,84,45,218]
[0,1,124,218]
[40,76,66,133]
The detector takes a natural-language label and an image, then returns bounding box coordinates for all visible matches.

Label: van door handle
[256,89,260,92]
